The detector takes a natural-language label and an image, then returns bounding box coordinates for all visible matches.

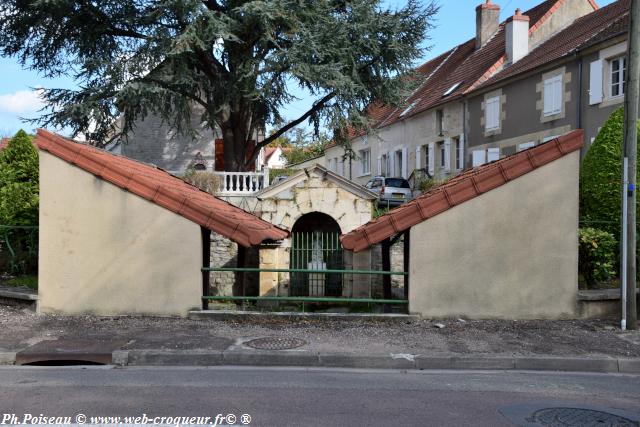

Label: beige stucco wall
[38,151,202,317]
[409,151,580,319]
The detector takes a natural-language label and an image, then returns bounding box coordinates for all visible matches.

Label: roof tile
[341,130,584,252]
[35,129,289,247]
[475,0,629,91]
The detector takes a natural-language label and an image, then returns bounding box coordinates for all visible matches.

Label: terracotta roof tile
[475,0,629,91]
[341,130,584,252]
[355,0,573,133]
[35,129,289,247]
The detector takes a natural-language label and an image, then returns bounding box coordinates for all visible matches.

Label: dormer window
[443,82,462,98]
[400,100,420,117]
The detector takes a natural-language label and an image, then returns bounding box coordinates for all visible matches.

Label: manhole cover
[529,407,637,427]
[244,337,307,350]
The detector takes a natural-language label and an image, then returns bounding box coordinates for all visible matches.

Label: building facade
[466,0,631,161]
[324,0,597,185]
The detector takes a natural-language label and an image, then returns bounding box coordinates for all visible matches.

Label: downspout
[201,227,211,311]
[462,96,468,168]
[577,57,583,133]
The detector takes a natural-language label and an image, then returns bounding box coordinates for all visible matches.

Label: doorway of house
[290,212,343,297]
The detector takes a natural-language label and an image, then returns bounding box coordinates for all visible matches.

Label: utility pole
[623,0,640,330]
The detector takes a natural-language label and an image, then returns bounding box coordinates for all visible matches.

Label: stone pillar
[351,249,372,298]
[259,246,279,296]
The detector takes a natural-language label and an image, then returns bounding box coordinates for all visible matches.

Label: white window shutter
[401,147,408,178]
[517,142,536,152]
[543,79,554,115]
[458,135,465,169]
[428,143,435,176]
[444,138,451,172]
[589,60,603,105]
[377,156,382,175]
[472,150,486,167]
[487,147,500,162]
[415,146,421,170]
[554,77,563,113]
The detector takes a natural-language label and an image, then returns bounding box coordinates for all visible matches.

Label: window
[487,147,500,162]
[610,56,626,98]
[439,142,446,168]
[424,145,430,171]
[443,82,462,98]
[543,75,563,116]
[517,141,536,152]
[455,137,463,170]
[395,150,403,177]
[436,109,444,135]
[472,150,486,167]
[380,154,387,176]
[359,149,371,176]
[485,96,500,131]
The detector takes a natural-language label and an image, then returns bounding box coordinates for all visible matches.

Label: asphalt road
[0,366,639,426]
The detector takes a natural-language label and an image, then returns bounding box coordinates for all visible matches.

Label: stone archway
[290,212,343,297]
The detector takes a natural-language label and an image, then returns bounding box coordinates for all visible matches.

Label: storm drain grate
[528,407,637,427]
[244,337,307,350]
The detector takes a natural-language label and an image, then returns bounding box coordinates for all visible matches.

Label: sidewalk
[1,304,639,373]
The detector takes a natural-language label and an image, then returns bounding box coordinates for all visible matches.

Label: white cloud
[0,88,45,115]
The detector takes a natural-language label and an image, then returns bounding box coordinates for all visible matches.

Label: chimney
[505,9,530,64]
[476,0,500,50]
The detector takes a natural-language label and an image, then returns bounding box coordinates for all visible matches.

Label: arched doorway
[290,212,343,297]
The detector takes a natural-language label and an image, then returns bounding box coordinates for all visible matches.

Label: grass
[2,275,38,290]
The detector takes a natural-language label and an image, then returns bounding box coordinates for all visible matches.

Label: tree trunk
[219,119,251,172]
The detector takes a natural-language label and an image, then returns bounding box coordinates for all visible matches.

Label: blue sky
[0,0,616,137]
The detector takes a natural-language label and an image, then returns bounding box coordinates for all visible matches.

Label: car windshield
[385,178,410,188]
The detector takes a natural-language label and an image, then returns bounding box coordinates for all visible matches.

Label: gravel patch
[1,305,639,357]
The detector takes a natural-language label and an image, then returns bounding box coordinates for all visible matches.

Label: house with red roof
[324,0,598,185]
[35,129,288,316]
[466,0,633,160]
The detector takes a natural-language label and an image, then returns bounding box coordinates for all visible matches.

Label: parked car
[364,176,413,207]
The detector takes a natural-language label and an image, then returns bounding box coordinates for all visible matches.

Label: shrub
[578,227,617,287]
[0,130,39,226]
[580,107,640,239]
[269,168,298,182]
[182,169,221,194]
[417,177,449,193]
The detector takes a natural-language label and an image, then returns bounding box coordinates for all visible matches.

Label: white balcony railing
[212,169,270,195]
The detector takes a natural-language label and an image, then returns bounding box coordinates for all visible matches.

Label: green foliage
[0,130,39,226]
[580,108,640,239]
[269,168,298,182]
[281,128,330,165]
[0,0,438,170]
[182,169,221,194]
[417,177,449,193]
[578,228,617,288]
[3,275,38,290]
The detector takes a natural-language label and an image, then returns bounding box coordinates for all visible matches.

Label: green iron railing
[0,225,38,276]
[202,266,408,311]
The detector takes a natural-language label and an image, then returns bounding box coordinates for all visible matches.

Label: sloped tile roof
[35,129,289,247]
[356,0,575,132]
[474,0,629,91]
[341,130,584,252]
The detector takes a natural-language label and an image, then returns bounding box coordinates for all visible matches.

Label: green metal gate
[290,231,343,297]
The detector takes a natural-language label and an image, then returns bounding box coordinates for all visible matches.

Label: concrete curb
[114,350,640,374]
[0,352,16,365]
